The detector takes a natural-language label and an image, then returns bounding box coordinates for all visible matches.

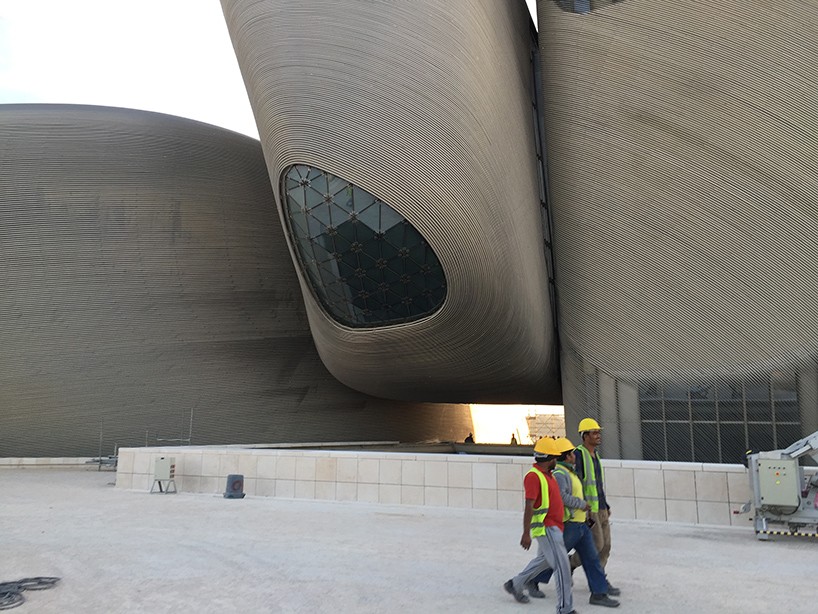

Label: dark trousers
[534,521,608,594]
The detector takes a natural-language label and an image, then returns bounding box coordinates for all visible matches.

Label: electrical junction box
[154,457,176,481]
[757,458,799,510]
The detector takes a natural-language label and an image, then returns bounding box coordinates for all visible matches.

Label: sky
[0,1,539,140]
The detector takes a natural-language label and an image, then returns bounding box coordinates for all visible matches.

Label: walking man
[503,437,575,613]
[573,418,615,589]
[530,437,620,607]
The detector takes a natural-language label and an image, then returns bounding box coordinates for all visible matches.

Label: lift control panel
[757,458,799,511]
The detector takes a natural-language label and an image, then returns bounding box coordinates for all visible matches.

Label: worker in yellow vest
[503,437,576,613]
[530,437,620,608]
[573,418,616,589]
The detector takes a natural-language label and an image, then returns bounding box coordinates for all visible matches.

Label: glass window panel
[664,401,689,421]
[746,400,772,422]
[665,422,693,462]
[744,380,770,401]
[719,423,747,465]
[640,399,662,420]
[379,205,404,231]
[716,382,742,401]
[356,204,381,230]
[305,187,324,210]
[772,372,797,402]
[692,424,720,463]
[774,423,802,449]
[663,384,688,401]
[281,165,446,327]
[747,424,775,454]
[774,400,799,423]
[639,384,661,401]
[640,422,665,461]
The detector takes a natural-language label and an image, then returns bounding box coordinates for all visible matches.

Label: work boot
[525,582,546,598]
[589,593,620,608]
[504,579,530,603]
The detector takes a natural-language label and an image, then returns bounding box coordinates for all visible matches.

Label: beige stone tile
[336,481,357,501]
[117,451,135,474]
[730,508,755,528]
[472,463,497,490]
[607,496,634,520]
[242,478,257,497]
[255,478,276,497]
[358,459,380,484]
[663,470,696,500]
[727,472,751,504]
[661,461,702,472]
[182,453,203,477]
[276,479,295,498]
[425,461,448,487]
[133,453,151,475]
[379,484,401,505]
[424,486,447,507]
[695,472,729,502]
[116,473,133,490]
[275,456,296,480]
[666,500,698,524]
[448,462,472,488]
[605,467,634,498]
[497,464,522,491]
[498,490,522,512]
[295,480,315,500]
[401,460,424,486]
[315,458,337,482]
[697,501,731,525]
[473,489,498,510]
[132,474,151,492]
[448,487,472,508]
[201,454,220,477]
[635,497,667,521]
[357,483,379,503]
[295,457,316,481]
[256,455,277,479]
[314,481,336,500]
[379,459,402,485]
[238,454,258,478]
[634,469,665,499]
[177,476,200,493]
[199,476,220,494]
[401,485,424,506]
[219,454,239,477]
[337,458,358,483]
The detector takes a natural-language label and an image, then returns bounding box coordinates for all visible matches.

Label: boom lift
[740,430,818,540]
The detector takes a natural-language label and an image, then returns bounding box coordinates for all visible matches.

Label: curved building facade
[221,0,560,404]
[0,104,473,457]
[537,0,818,460]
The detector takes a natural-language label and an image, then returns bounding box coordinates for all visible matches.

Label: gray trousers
[512,526,573,614]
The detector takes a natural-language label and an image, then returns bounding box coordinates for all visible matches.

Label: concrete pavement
[1,468,814,613]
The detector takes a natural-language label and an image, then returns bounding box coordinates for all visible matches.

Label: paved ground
[2,469,815,613]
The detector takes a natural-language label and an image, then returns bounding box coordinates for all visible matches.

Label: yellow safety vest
[577,445,604,513]
[553,463,587,523]
[526,467,550,538]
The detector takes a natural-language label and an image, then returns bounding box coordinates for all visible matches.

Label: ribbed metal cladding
[0,104,473,457]
[538,0,818,384]
[221,0,559,404]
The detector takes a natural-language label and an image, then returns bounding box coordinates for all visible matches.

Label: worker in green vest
[530,437,620,607]
[573,418,616,590]
[503,437,575,613]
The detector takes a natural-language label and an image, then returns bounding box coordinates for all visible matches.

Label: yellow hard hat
[533,437,559,456]
[578,418,603,433]
[554,437,576,454]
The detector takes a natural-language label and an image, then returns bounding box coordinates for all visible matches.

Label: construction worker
[574,418,616,590]
[530,437,620,608]
[503,437,575,613]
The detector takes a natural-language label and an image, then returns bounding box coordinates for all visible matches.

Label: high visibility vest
[526,467,550,538]
[577,445,604,513]
[553,463,587,523]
